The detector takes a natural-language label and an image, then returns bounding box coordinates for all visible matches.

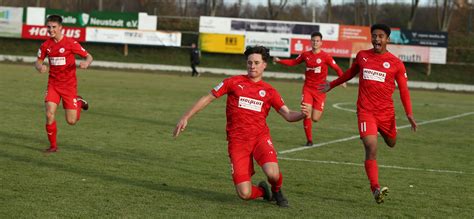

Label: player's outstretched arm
[173,93,216,138]
[35,60,47,73]
[277,103,311,122]
[79,54,93,69]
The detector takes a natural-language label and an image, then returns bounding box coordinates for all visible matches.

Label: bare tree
[407,0,420,29]
[365,0,377,26]
[436,0,458,31]
[327,0,332,22]
[209,0,220,16]
[267,0,288,19]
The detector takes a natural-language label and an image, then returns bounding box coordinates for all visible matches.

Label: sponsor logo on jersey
[259,90,266,97]
[238,96,263,112]
[383,62,390,69]
[213,82,224,91]
[314,66,321,73]
[362,68,386,82]
[59,48,65,53]
[316,58,321,64]
[37,49,41,58]
[49,57,66,66]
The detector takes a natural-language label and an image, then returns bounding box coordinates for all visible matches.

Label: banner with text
[199,16,339,41]
[87,11,138,29]
[339,25,371,43]
[21,24,86,41]
[86,27,181,46]
[200,33,245,54]
[290,39,352,57]
[245,33,291,57]
[390,29,448,47]
[46,9,89,27]
[0,7,23,38]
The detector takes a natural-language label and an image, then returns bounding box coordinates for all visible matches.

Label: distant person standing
[35,15,93,153]
[190,43,201,77]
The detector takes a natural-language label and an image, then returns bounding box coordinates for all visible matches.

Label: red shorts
[45,84,78,110]
[357,112,397,139]
[302,86,326,111]
[228,134,278,185]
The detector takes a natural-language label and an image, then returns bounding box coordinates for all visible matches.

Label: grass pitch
[0,63,473,217]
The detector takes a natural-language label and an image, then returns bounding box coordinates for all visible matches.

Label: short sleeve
[210,77,231,98]
[37,43,47,61]
[271,89,285,111]
[71,41,88,58]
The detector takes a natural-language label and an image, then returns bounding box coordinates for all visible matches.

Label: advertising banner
[290,39,352,57]
[390,29,448,47]
[351,42,446,64]
[46,9,89,27]
[200,16,339,41]
[86,27,181,46]
[200,33,245,54]
[0,7,23,38]
[21,24,86,41]
[87,11,138,29]
[245,33,291,57]
[339,25,370,42]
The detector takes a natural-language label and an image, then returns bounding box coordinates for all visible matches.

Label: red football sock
[76,97,82,121]
[365,159,380,192]
[249,185,264,200]
[269,172,283,192]
[303,118,313,142]
[46,121,57,148]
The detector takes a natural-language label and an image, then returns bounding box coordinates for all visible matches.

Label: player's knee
[311,116,320,122]
[66,118,77,125]
[46,111,55,121]
[236,188,252,200]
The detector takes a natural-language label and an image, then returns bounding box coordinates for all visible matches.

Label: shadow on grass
[0,149,234,204]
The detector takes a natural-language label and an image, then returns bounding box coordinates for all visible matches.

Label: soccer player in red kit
[174,46,310,207]
[274,32,346,146]
[320,24,417,204]
[35,15,93,153]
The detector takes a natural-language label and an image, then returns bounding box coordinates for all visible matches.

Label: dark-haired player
[174,46,311,207]
[274,32,346,146]
[35,15,93,153]
[320,24,417,204]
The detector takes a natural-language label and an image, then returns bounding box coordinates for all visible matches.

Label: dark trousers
[191,63,199,76]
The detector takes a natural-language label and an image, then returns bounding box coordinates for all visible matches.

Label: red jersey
[330,49,413,116]
[211,75,285,141]
[277,50,344,88]
[37,37,89,87]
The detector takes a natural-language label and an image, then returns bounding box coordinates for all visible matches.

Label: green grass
[0,63,473,217]
[1,37,473,85]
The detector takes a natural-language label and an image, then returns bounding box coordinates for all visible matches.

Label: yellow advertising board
[200,33,245,54]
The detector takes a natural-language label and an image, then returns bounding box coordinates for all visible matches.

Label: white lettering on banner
[362,68,386,82]
[238,96,263,112]
[49,57,66,66]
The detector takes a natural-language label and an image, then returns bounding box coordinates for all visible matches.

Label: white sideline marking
[279,111,474,154]
[332,102,356,113]
[279,157,471,175]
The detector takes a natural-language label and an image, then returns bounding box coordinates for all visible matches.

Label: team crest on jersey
[213,82,224,91]
[59,48,65,53]
[259,90,266,97]
[383,62,390,69]
[316,58,322,64]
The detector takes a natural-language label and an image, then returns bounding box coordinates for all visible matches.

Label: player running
[319,24,417,204]
[35,15,93,153]
[174,46,310,207]
[274,32,346,146]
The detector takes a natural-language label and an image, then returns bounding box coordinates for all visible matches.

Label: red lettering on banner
[290,39,352,58]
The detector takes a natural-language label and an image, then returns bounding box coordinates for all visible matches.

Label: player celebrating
[35,15,93,153]
[320,24,417,204]
[274,32,346,146]
[174,46,310,207]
